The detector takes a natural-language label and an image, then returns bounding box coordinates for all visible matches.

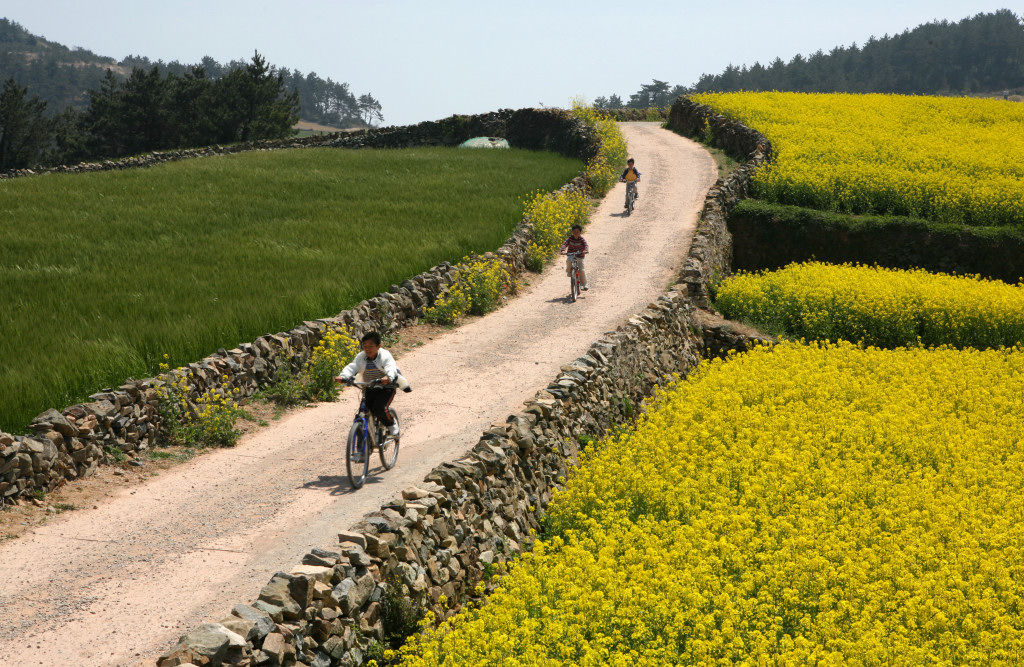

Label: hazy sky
[7,1,1015,126]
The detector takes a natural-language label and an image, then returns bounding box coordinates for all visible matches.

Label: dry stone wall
[669,97,771,307]
[155,103,775,667]
[1,108,596,181]
[0,109,595,504]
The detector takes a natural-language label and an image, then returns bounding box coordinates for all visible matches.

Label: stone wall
[0,108,595,504]
[156,289,772,667]
[1,108,597,180]
[668,97,771,307]
[728,202,1024,284]
[155,103,774,667]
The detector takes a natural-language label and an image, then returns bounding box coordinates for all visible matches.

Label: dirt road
[0,122,716,666]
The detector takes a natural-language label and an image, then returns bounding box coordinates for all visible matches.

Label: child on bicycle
[559,224,589,291]
[334,331,400,438]
[620,157,641,206]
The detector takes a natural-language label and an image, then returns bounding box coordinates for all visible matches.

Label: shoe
[389,423,400,437]
[351,450,364,463]
[583,285,589,291]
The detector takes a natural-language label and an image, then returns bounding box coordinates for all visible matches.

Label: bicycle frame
[354,394,376,448]
[344,379,391,488]
[625,181,637,215]
[566,251,583,302]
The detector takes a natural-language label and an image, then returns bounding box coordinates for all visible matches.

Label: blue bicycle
[342,378,401,489]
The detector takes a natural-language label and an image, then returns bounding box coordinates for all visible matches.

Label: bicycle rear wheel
[379,410,400,470]
[346,420,370,489]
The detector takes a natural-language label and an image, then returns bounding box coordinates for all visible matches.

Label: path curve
[0,123,716,666]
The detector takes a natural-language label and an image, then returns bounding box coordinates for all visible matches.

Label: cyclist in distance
[559,224,590,291]
[620,157,641,207]
[334,331,400,438]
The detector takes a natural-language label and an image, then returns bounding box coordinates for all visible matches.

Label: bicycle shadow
[302,471,385,495]
[546,295,585,304]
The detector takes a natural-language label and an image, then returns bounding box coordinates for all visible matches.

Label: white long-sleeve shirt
[339,349,398,383]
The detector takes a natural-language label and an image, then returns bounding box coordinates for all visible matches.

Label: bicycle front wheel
[379,410,400,470]
[346,420,370,489]
[570,271,578,302]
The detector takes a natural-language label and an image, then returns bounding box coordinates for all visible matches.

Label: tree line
[0,52,299,170]
[693,10,1023,95]
[120,54,383,127]
[0,18,384,170]
[594,9,1023,109]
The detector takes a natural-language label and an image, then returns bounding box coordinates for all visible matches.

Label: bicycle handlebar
[335,377,391,388]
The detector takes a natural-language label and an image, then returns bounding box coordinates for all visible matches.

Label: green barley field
[0,147,583,433]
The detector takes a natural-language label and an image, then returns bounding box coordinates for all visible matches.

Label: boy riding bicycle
[620,157,641,207]
[559,224,589,291]
[334,331,400,439]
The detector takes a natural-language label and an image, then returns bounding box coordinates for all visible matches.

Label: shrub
[424,256,516,325]
[155,359,245,449]
[522,189,589,271]
[570,99,629,197]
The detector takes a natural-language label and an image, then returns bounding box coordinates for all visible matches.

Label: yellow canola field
[399,343,1024,666]
[692,92,1024,226]
[715,262,1024,348]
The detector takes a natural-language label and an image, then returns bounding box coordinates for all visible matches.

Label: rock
[160,623,239,666]
[219,615,257,642]
[401,486,433,500]
[290,564,333,584]
[252,599,285,623]
[343,544,372,568]
[232,604,276,639]
[332,572,375,614]
[261,631,287,665]
[337,530,366,548]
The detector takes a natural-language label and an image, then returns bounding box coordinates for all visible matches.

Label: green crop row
[0,146,582,432]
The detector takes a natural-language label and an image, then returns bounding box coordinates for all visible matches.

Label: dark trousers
[366,386,396,426]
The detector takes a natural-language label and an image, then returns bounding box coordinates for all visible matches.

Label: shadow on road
[545,295,587,304]
[301,472,384,495]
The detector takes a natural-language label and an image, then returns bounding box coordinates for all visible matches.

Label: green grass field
[0,146,583,433]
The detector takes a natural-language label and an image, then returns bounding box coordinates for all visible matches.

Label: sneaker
[582,285,589,291]
[389,423,400,437]
[351,450,364,463]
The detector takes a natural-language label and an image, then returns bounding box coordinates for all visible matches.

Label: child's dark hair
[571,224,583,232]
[361,331,382,346]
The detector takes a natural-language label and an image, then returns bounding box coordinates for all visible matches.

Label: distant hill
[598,9,1024,109]
[0,18,125,110]
[692,9,1024,95]
[0,17,380,128]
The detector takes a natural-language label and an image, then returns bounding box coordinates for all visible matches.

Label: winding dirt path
[0,122,716,666]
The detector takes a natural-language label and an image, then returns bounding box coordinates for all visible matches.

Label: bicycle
[339,378,401,489]
[624,180,637,216]
[564,251,584,302]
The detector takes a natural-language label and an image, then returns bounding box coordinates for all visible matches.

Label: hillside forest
[595,9,1024,109]
[0,17,383,170]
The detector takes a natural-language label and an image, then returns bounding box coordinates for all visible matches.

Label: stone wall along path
[0,122,716,667]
